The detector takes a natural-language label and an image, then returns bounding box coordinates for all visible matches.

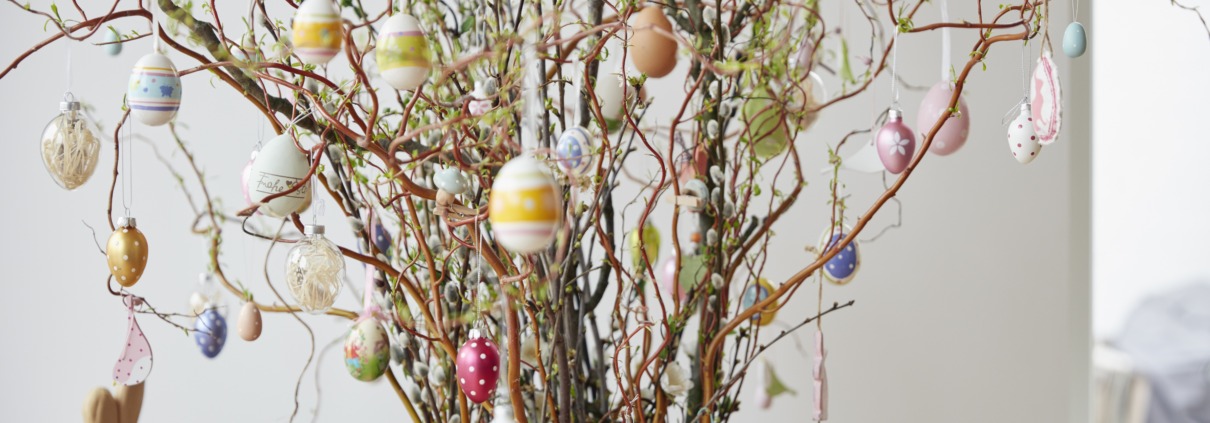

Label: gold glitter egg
[107,217,149,288]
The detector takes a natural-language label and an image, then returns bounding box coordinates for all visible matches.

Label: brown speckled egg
[629,7,678,78]
[107,217,148,288]
[238,302,263,341]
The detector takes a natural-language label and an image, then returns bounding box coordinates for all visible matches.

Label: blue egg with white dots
[1063,22,1087,58]
[371,221,392,258]
[820,230,859,284]
[555,126,596,177]
[194,308,227,359]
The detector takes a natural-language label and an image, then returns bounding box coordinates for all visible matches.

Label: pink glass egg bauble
[657,254,685,302]
[916,81,971,156]
[456,334,501,404]
[875,111,916,174]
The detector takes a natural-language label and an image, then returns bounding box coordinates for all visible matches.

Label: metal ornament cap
[305,224,325,236]
[117,216,138,228]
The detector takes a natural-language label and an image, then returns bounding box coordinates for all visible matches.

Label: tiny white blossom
[661,363,695,397]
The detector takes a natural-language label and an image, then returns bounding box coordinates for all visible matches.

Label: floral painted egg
[1008,103,1042,164]
[127,52,181,126]
[1063,22,1087,58]
[629,223,660,271]
[292,0,343,65]
[345,318,390,381]
[376,14,431,90]
[875,109,916,174]
[488,156,562,254]
[593,73,645,133]
[1030,51,1062,145]
[555,126,596,177]
[456,332,501,404]
[193,307,227,359]
[104,29,122,56]
[819,229,859,285]
[107,217,149,287]
[629,7,678,78]
[740,278,778,326]
[916,81,971,156]
[237,302,262,341]
[742,88,790,160]
[247,134,310,217]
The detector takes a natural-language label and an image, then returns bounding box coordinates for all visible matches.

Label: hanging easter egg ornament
[286,224,345,313]
[875,108,916,174]
[593,72,645,133]
[1030,51,1062,145]
[917,82,971,156]
[742,88,791,160]
[675,143,708,183]
[246,133,310,217]
[456,330,501,404]
[740,278,778,326]
[629,223,660,272]
[376,14,431,90]
[104,28,122,56]
[41,92,101,190]
[1063,22,1087,58]
[113,296,153,386]
[1007,102,1042,164]
[345,318,390,381]
[681,179,708,213]
[127,52,181,126]
[658,252,707,302]
[434,167,470,195]
[629,7,678,78]
[107,217,149,288]
[555,126,596,177]
[488,156,562,254]
[819,228,859,285]
[238,301,262,342]
[194,307,227,359]
[292,0,343,65]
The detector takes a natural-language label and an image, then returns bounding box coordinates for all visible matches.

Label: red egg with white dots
[456,332,500,404]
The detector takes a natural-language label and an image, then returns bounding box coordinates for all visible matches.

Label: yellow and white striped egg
[376,14,430,90]
[292,0,343,65]
[488,156,562,254]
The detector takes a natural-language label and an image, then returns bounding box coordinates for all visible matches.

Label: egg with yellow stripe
[292,0,343,65]
[376,14,430,91]
[489,156,562,254]
[127,52,181,126]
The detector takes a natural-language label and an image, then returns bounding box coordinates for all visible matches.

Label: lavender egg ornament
[819,228,859,285]
[194,307,228,358]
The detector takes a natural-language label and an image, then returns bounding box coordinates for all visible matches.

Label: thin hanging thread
[940,0,951,82]
[65,44,72,93]
[889,32,900,109]
[122,119,134,215]
[1072,0,1080,20]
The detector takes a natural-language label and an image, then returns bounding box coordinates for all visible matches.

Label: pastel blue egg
[104,30,122,56]
[434,168,469,195]
[821,232,859,284]
[194,308,228,359]
[1063,22,1087,58]
[556,126,595,177]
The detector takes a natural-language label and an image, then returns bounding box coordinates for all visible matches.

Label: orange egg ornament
[488,156,562,254]
[107,217,149,287]
[629,7,678,78]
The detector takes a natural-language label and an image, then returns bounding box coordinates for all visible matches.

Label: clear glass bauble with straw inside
[40,93,100,190]
[285,224,344,314]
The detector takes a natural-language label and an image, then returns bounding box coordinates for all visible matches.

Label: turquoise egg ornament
[104,29,122,56]
[1063,22,1087,58]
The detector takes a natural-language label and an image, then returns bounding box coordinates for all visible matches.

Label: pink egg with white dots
[456,332,501,404]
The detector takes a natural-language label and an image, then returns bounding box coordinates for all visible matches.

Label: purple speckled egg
[876,110,916,174]
[456,332,500,404]
[916,81,970,156]
[194,307,227,359]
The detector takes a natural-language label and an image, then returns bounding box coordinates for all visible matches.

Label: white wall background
[0,1,1089,422]
[1092,1,1210,339]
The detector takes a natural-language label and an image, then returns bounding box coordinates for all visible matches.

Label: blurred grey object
[1093,343,1150,423]
[1114,282,1210,423]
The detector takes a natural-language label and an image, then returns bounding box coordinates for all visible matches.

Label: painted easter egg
[434,168,469,195]
[1008,103,1042,164]
[369,220,393,258]
[555,126,596,177]
[916,81,971,156]
[875,109,916,174]
[593,73,645,133]
[1063,22,1087,58]
[237,302,262,341]
[292,0,343,65]
[675,145,708,184]
[107,217,149,288]
[740,278,777,326]
[658,252,707,302]
[127,52,181,126]
[1030,51,1062,145]
[819,228,859,285]
[113,308,153,386]
[194,307,227,359]
[104,29,122,56]
[246,134,310,217]
[376,14,431,90]
[629,7,678,78]
[742,88,790,160]
[456,332,501,404]
[488,156,562,254]
[345,318,390,381]
[629,223,660,271]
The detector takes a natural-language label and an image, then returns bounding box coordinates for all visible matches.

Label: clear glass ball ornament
[40,93,100,190]
[285,224,344,314]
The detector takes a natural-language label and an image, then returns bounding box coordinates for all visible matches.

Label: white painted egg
[247,134,311,217]
[376,14,430,90]
[592,73,643,133]
[127,52,181,126]
[1007,103,1041,164]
